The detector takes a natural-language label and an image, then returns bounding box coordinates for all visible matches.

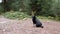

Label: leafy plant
[3,11,30,20]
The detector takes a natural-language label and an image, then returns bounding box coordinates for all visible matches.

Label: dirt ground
[0,16,60,34]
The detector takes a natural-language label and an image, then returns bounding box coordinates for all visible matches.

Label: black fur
[32,16,43,28]
[32,16,36,24]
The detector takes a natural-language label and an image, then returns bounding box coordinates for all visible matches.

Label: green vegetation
[3,11,60,21]
[3,11,31,20]
[0,0,60,20]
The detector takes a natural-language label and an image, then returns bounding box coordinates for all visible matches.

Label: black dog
[32,16,36,24]
[32,16,43,28]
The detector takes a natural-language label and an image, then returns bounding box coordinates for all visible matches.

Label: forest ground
[0,16,60,34]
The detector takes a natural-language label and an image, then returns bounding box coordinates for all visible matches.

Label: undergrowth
[3,11,31,20]
[3,11,60,21]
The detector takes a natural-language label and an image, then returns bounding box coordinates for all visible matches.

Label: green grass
[3,11,50,20]
[37,16,54,19]
[3,11,60,21]
[3,11,31,20]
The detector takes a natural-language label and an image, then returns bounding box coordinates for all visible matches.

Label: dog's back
[35,18,43,28]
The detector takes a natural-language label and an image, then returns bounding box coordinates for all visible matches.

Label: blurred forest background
[0,0,60,20]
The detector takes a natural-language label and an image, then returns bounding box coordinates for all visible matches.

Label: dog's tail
[41,25,44,28]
